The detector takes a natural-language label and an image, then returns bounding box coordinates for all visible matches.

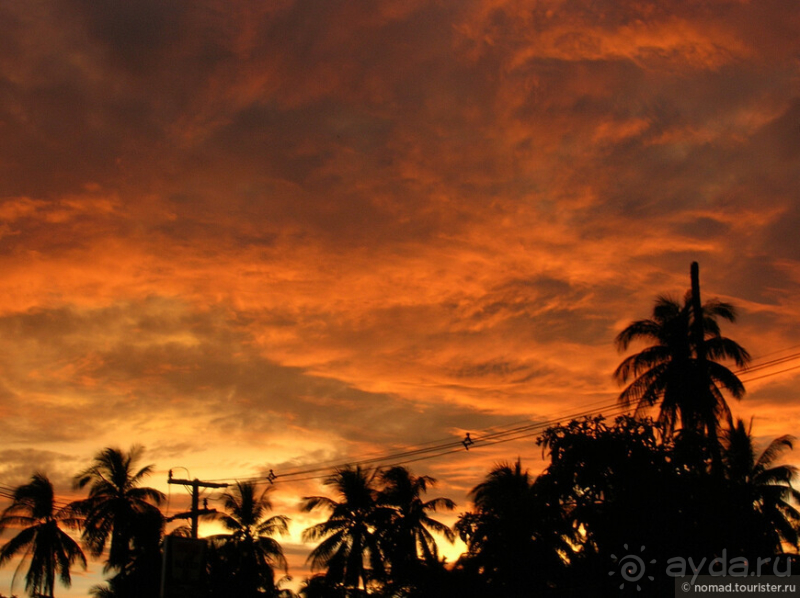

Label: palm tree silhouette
[301,466,390,595]
[0,473,87,598]
[614,267,750,441]
[73,445,165,572]
[207,480,289,597]
[723,418,800,553]
[377,466,455,590]
[88,505,165,598]
[455,460,570,597]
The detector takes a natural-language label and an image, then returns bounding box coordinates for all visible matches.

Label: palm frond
[0,526,36,565]
[705,336,751,367]
[306,532,347,570]
[615,319,664,352]
[301,495,338,513]
[702,299,738,323]
[255,514,290,537]
[755,436,796,471]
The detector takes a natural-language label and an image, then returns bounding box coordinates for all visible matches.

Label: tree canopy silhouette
[614,265,750,443]
[207,480,289,598]
[723,418,800,555]
[301,466,390,595]
[0,473,86,598]
[377,466,455,593]
[455,459,573,597]
[73,445,165,573]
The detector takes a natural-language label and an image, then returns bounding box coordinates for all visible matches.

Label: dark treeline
[1,263,799,598]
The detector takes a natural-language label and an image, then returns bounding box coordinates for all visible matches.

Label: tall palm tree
[301,466,389,595]
[0,473,87,598]
[73,445,165,572]
[724,419,800,553]
[614,274,750,441]
[207,481,289,598]
[377,466,455,590]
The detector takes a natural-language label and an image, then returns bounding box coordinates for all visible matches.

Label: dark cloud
[67,0,190,73]
[0,449,85,493]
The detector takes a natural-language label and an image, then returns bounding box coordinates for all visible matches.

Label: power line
[3,345,798,506]
[734,352,800,376]
[746,343,800,360]
[203,395,627,484]
[204,398,628,487]
[200,346,800,488]
[741,363,800,384]
[262,403,636,485]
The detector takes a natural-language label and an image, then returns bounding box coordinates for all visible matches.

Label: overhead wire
[283,403,636,483]
[742,343,800,360]
[258,404,637,485]
[204,397,627,486]
[734,347,800,383]
[2,344,798,505]
[202,395,625,485]
[735,352,800,376]
[741,363,800,384]
[200,344,800,487]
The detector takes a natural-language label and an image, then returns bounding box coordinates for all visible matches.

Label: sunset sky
[1,0,800,594]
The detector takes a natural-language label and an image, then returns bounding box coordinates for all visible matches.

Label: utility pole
[167,473,228,539]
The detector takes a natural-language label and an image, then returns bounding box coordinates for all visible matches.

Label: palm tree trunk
[692,261,724,472]
[690,262,705,362]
